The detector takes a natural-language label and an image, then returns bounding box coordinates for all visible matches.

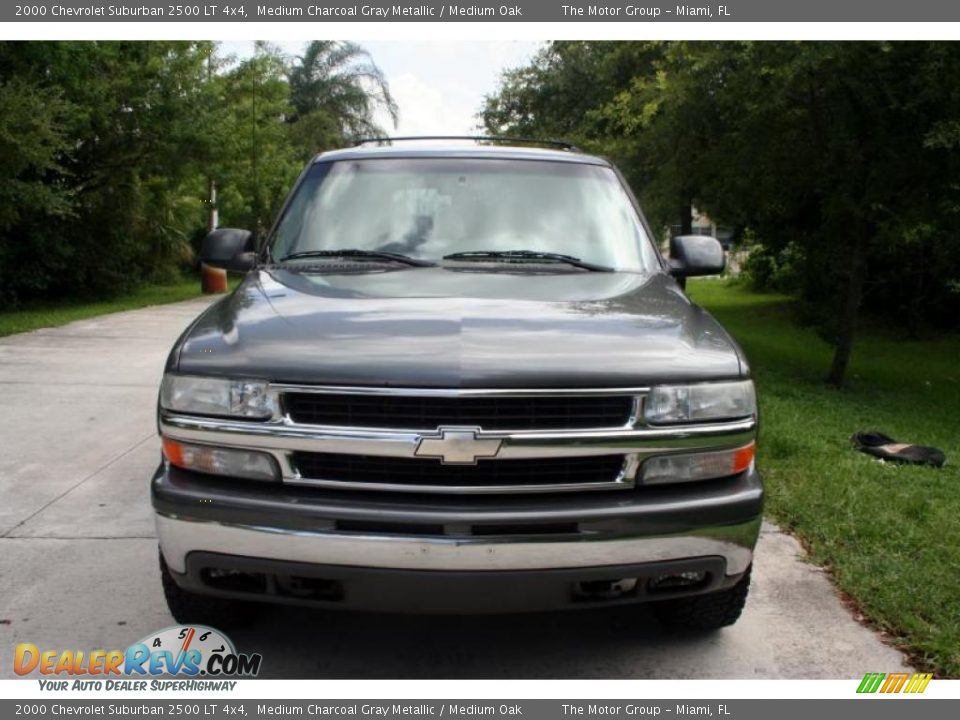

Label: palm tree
[288,41,399,140]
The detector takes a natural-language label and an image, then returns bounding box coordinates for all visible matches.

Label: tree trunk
[906,243,924,340]
[827,234,866,387]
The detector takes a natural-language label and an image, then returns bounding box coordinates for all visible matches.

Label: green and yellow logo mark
[857,672,933,694]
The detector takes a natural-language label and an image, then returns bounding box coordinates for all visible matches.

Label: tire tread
[159,553,260,629]
[653,567,752,631]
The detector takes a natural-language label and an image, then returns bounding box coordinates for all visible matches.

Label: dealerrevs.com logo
[14,625,262,685]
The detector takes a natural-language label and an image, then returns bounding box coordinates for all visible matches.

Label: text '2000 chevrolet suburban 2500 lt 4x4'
[152,137,762,631]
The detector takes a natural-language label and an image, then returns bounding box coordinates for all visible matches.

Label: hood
[171,267,745,388]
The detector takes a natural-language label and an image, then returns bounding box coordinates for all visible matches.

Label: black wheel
[159,552,261,629]
[653,566,752,631]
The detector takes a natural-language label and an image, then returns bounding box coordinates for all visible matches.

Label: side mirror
[200,228,255,272]
[669,235,725,282]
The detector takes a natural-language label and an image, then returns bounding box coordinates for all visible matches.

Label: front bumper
[153,463,762,613]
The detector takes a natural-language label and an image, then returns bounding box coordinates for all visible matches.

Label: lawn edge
[0,281,223,339]
[767,510,943,677]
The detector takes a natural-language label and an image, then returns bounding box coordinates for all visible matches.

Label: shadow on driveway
[231,604,706,679]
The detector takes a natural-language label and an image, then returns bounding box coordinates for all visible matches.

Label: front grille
[292,452,627,489]
[283,393,635,430]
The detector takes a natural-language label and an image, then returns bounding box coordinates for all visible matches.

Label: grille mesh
[283,393,634,430]
[292,452,626,488]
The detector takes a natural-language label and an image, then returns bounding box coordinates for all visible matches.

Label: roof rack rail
[353,135,582,152]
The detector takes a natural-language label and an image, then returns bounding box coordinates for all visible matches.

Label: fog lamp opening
[573,578,639,601]
[648,570,709,592]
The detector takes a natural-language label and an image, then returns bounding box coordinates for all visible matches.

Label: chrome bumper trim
[159,411,755,493]
[278,474,635,495]
[155,512,760,577]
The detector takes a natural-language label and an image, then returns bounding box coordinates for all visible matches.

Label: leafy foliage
[288,41,398,143]
[0,78,73,233]
[0,40,394,309]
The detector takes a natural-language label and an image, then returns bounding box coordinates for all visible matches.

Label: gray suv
[153,139,762,630]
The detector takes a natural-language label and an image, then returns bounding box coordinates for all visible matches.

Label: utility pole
[252,42,261,234]
[201,46,227,294]
[206,179,218,232]
[207,51,219,233]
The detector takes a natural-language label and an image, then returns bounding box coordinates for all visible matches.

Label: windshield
[268,158,657,271]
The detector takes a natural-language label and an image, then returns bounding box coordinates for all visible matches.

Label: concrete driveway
[0,298,910,678]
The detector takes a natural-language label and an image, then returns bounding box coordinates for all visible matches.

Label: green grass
[688,278,960,676]
[0,278,216,338]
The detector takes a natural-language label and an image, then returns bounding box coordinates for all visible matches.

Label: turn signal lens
[641,442,755,485]
[731,443,756,474]
[161,437,186,468]
[162,438,279,482]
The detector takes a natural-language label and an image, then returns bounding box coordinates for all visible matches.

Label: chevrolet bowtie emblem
[414,427,502,465]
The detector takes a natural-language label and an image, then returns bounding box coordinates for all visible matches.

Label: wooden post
[201,178,227,294]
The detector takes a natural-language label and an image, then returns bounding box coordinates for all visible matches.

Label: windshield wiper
[442,250,614,272]
[279,249,435,267]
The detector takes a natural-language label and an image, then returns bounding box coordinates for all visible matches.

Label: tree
[287,40,398,148]
[210,42,302,232]
[0,78,72,232]
[652,42,960,386]
[0,40,400,308]
[0,41,222,299]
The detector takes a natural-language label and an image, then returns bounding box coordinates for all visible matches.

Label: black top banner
[7,0,960,22]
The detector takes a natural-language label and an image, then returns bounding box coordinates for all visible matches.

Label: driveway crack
[1,433,155,538]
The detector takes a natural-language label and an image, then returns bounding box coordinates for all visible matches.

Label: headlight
[641,443,755,484]
[162,438,279,482]
[644,380,756,424]
[160,374,276,419]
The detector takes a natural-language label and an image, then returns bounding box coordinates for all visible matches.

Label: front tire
[159,552,261,629]
[653,566,752,631]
